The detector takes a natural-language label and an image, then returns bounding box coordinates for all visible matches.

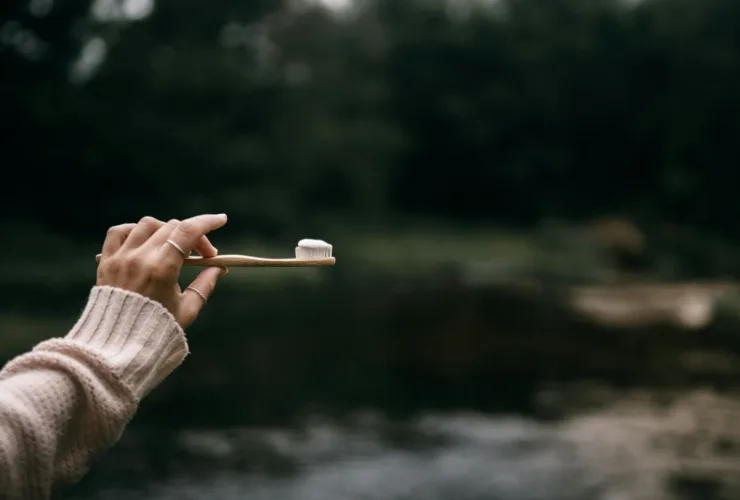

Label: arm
[0,213,227,499]
[0,286,188,500]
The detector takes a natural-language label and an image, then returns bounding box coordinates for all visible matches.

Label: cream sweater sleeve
[0,286,189,500]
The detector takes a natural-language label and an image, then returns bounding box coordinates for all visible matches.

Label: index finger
[163,213,228,263]
[147,219,220,258]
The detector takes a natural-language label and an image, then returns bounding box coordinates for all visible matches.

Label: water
[65,390,740,500]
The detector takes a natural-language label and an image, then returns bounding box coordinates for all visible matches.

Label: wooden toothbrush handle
[94,254,335,267]
[183,255,335,267]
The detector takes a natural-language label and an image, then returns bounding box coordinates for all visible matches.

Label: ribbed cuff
[43,286,189,400]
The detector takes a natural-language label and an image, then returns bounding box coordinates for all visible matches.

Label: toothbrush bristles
[295,239,333,259]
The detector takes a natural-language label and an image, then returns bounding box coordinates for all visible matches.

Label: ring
[185,286,207,303]
[166,239,187,258]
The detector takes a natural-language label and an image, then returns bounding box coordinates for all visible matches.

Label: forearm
[0,286,188,499]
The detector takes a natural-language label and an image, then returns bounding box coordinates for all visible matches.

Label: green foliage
[3,0,740,241]
[7,0,740,430]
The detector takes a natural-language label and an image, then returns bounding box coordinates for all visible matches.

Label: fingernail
[219,267,229,277]
[217,213,227,219]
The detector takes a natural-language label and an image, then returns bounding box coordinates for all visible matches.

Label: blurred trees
[3,0,740,238]
[5,0,740,426]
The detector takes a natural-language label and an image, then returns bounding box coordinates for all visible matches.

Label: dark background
[4,0,740,498]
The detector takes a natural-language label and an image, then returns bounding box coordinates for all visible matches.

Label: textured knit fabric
[0,286,189,500]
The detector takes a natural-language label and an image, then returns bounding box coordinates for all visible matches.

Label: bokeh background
[4,0,740,498]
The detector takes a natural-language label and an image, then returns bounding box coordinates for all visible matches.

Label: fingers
[147,219,219,258]
[101,223,136,257]
[147,219,183,253]
[163,214,228,264]
[193,233,219,258]
[178,267,227,327]
[98,214,229,330]
[121,216,166,250]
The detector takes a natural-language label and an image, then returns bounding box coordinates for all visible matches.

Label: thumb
[178,267,228,327]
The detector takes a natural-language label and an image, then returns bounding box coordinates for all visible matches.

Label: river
[63,390,740,500]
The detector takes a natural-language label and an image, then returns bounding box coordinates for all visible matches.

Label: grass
[9,215,740,290]
[220,221,611,284]
[6,222,573,287]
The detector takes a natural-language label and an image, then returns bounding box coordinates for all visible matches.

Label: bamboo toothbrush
[95,239,335,267]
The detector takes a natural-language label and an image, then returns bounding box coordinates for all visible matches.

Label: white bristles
[295,239,333,259]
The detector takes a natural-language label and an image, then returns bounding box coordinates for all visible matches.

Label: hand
[96,214,229,328]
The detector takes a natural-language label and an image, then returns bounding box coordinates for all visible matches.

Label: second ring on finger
[166,239,188,258]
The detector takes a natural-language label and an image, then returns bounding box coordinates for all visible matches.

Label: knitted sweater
[0,286,189,500]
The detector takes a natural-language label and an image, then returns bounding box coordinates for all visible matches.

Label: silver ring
[185,286,207,303]
[166,239,187,258]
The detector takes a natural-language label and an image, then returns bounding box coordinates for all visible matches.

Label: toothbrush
[95,239,336,267]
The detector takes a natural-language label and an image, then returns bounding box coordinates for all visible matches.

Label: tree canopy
[3,0,740,239]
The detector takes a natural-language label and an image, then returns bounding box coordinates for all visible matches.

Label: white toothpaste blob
[295,239,333,259]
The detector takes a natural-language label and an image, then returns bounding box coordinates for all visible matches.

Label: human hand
[96,214,229,328]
